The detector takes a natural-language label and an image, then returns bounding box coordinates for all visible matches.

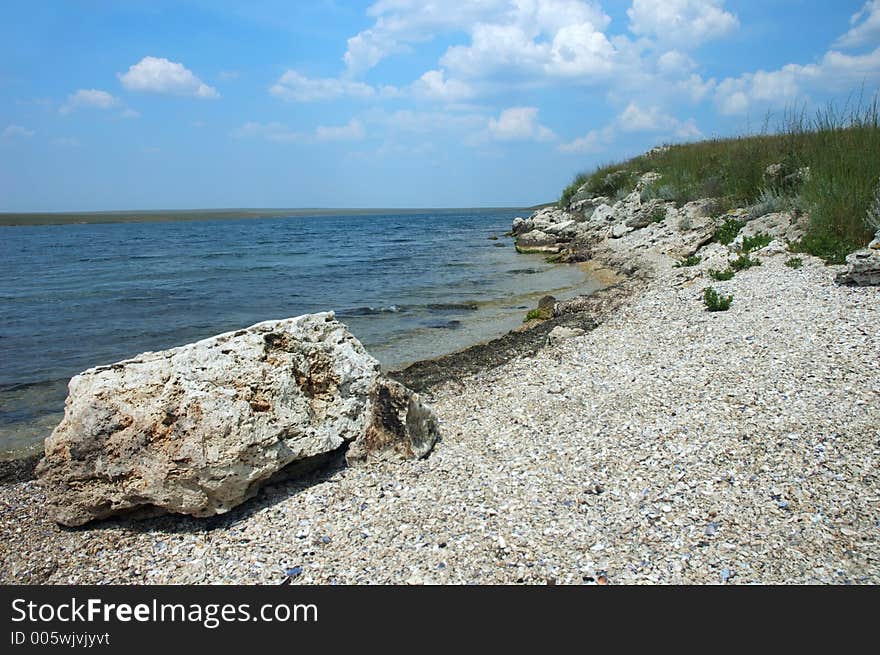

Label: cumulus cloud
[269,69,396,102]
[487,107,555,141]
[627,0,739,47]
[714,47,880,115]
[835,1,880,48]
[559,102,701,153]
[558,125,614,153]
[59,89,120,114]
[315,119,365,141]
[2,125,34,139]
[119,57,219,98]
[232,119,365,143]
[411,69,473,101]
[342,0,615,83]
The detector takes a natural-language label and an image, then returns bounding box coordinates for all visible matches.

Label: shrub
[709,268,735,281]
[675,255,702,268]
[741,232,773,253]
[713,218,746,245]
[785,257,803,269]
[729,253,762,271]
[649,205,667,224]
[703,287,733,312]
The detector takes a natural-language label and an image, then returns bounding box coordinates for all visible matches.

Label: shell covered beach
[2,191,878,584]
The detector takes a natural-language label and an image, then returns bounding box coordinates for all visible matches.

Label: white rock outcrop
[36,313,439,526]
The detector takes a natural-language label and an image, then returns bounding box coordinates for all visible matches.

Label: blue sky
[1,0,879,211]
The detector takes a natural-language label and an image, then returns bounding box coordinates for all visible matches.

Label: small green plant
[713,218,746,245]
[649,205,667,224]
[524,308,552,322]
[741,232,773,253]
[785,256,803,269]
[729,253,762,271]
[675,255,702,268]
[709,268,735,281]
[703,287,733,312]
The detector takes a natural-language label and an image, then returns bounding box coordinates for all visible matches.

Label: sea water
[0,209,598,455]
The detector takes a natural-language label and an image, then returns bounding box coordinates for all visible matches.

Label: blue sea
[0,209,598,455]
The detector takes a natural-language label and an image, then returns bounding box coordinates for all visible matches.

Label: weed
[703,287,733,312]
[729,254,762,271]
[741,232,773,253]
[675,255,702,268]
[785,257,803,269]
[709,268,735,281]
[713,218,746,245]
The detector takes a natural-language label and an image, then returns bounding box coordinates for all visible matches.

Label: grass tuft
[785,256,803,269]
[703,287,733,312]
[674,255,702,268]
[709,268,735,281]
[730,253,762,271]
[741,232,773,253]
[713,218,746,245]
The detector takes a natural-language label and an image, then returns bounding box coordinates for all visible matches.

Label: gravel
[1,242,878,585]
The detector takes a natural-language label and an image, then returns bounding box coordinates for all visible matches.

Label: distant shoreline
[0,207,533,227]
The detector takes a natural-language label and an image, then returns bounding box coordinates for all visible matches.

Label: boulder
[36,313,439,526]
[610,223,632,239]
[515,230,561,253]
[835,249,880,286]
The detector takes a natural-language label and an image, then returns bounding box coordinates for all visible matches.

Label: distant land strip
[0,207,532,227]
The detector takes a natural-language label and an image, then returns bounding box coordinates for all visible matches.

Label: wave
[338,305,404,317]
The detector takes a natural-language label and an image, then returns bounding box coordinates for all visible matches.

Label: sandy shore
[2,234,877,584]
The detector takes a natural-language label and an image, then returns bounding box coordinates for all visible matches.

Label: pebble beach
[2,235,878,584]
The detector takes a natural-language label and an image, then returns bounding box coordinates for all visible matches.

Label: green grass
[703,287,733,312]
[709,268,735,281]
[713,218,746,245]
[648,205,667,224]
[785,256,803,269]
[674,255,702,268]
[563,93,880,262]
[741,232,773,253]
[730,253,762,271]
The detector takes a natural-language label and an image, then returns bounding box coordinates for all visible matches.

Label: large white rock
[36,313,439,526]
[835,249,880,286]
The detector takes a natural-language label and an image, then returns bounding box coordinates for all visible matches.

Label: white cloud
[411,69,473,101]
[657,50,696,75]
[487,106,555,141]
[343,0,615,83]
[559,102,701,152]
[2,125,34,139]
[269,69,397,102]
[678,73,716,102]
[627,0,738,47]
[618,102,678,132]
[714,47,880,115]
[233,119,365,143]
[59,89,120,114]
[119,57,219,99]
[835,1,880,48]
[558,125,614,153]
[315,119,365,141]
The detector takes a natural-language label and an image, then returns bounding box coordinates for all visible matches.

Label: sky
[1,0,879,211]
